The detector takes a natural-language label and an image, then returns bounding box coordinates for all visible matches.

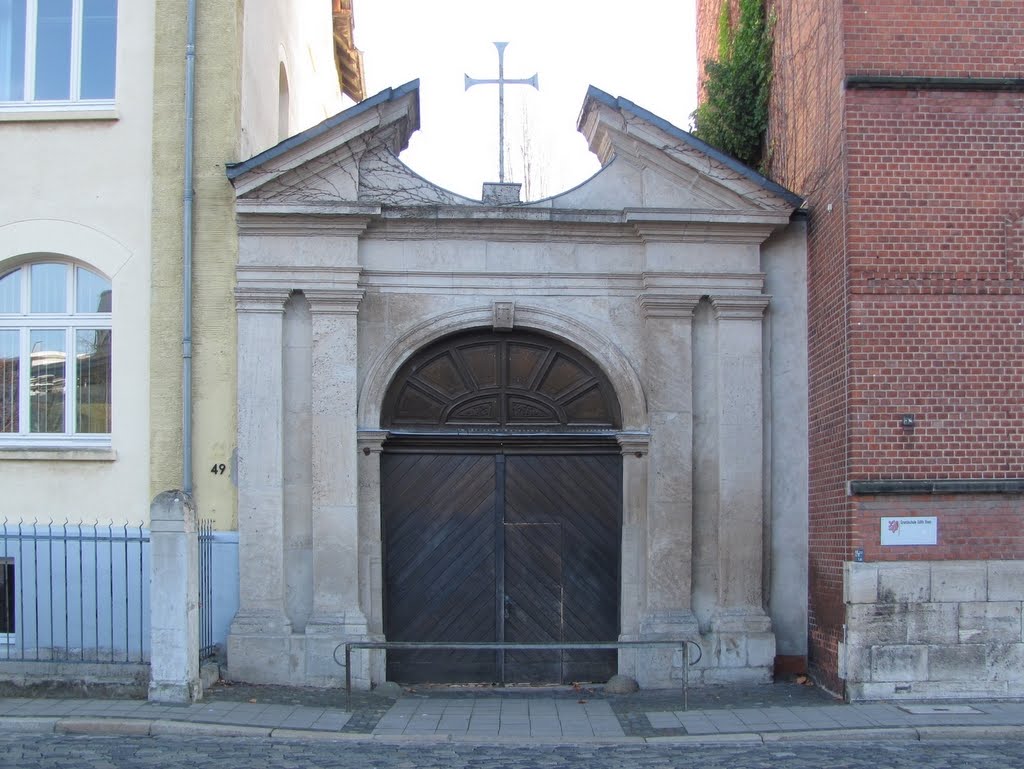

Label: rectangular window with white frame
[0,0,117,109]
[0,261,112,446]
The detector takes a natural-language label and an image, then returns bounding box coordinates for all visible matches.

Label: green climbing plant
[692,0,774,169]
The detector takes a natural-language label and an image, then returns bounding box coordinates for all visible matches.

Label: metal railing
[337,640,703,710]
[198,519,216,661]
[0,521,149,664]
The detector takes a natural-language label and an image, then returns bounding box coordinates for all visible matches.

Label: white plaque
[880,516,938,546]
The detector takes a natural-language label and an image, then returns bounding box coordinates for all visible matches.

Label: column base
[227,610,295,684]
[304,612,374,687]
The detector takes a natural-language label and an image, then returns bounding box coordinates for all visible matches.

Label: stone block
[931,562,987,603]
[988,561,1024,602]
[838,641,872,682]
[713,634,747,668]
[906,602,959,645]
[958,602,1022,644]
[701,666,772,685]
[844,562,879,604]
[746,633,776,667]
[926,644,986,682]
[988,643,1024,683]
[871,644,928,682]
[877,563,931,604]
[846,681,898,701]
[846,603,908,646]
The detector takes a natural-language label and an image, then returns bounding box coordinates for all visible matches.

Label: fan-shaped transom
[382,331,622,432]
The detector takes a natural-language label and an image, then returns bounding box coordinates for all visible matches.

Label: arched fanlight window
[382,330,621,432]
[0,261,112,442]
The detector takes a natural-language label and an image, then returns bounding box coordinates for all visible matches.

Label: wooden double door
[382,446,622,684]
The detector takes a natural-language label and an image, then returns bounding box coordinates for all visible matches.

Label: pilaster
[229,288,293,683]
[357,429,389,686]
[710,295,772,633]
[303,288,368,685]
[636,294,701,641]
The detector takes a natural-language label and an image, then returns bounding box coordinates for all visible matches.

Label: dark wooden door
[382,448,621,684]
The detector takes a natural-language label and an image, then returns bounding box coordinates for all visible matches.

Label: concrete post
[148,490,200,703]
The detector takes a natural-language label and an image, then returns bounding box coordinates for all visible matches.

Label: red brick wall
[845,90,1024,482]
[765,0,849,694]
[854,496,1024,562]
[843,0,1024,78]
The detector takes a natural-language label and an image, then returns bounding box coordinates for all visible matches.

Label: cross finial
[465,42,539,183]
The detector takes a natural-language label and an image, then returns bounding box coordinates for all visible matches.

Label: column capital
[305,289,364,315]
[711,294,771,320]
[638,293,701,320]
[357,430,390,454]
[616,431,651,456]
[234,287,291,313]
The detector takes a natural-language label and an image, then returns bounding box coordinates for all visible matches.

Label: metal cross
[465,42,539,183]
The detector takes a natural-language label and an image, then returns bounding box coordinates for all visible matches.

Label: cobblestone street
[3,735,1024,769]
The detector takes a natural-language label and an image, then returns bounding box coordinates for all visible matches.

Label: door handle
[503,594,513,620]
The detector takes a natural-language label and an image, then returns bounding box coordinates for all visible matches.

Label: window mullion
[18,327,29,437]
[65,326,75,435]
[70,0,83,101]
[23,1,37,103]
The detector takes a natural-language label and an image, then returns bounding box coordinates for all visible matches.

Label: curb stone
[761,728,919,743]
[56,718,152,736]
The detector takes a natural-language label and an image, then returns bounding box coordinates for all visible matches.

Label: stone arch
[358,304,648,431]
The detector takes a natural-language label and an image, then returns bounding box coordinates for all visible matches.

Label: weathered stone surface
[958,602,1023,644]
[906,602,959,645]
[837,641,871,682]
[846,603,908,646]
[876,563,931,604]
[926,644,986,682]
[988,643,1024,683]
[988,561,1024,602]
[844,563,879,605]
[871,645,928,682]
[931,562,987,603]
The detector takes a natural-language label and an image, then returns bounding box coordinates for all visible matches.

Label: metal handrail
[335,639,702,711]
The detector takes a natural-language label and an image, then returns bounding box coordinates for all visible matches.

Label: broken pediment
[227,80,801,228]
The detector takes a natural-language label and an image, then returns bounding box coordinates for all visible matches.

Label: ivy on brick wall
[692,0,774,169]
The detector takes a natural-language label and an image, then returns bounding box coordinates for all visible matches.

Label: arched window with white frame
[0,260,112,445]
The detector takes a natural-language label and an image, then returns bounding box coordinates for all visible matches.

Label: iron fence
[0,521,149,664]
[198,518,216,661]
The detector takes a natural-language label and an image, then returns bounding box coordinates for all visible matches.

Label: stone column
[148,490,200,703]
[303,289,366,685]
[710,295,774,672]
[228,288,293,683]
[615,433,648,681]
[357,428,389,686]
[637,294,701,640]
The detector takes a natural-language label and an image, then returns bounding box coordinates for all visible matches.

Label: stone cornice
[637,293,701,320]
[357,430,390,454]
[616,432,651,456]
[711,295,771,320]
[236,210,376,237]
[234,287,291,313]
[236,265,362,295]
[305,288,364,315]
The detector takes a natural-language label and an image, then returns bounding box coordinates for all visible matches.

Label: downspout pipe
[182,0,197,495]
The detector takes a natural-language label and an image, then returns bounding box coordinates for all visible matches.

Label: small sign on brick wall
[880,516,938,546]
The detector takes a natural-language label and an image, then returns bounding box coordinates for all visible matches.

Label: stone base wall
[841,560,1024,700]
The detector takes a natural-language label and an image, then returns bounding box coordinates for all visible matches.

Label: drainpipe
[182,0,197,495]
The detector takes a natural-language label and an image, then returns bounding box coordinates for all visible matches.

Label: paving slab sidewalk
[0,683,1022,745]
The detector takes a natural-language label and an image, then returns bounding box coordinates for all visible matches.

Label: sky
[353,1,698,201]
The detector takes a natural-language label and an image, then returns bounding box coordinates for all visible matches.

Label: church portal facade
[225,82,808,688]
